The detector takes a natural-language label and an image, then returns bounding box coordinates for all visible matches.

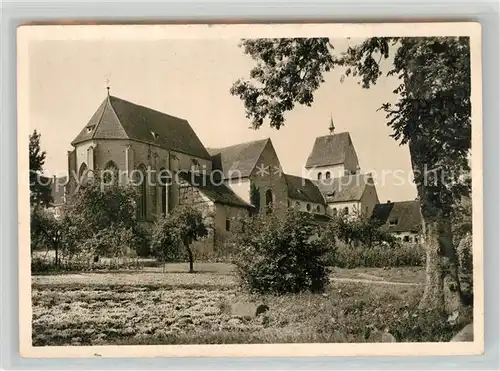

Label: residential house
[372,200,423,243]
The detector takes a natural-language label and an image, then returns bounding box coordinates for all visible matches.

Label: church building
[304,118,380,217]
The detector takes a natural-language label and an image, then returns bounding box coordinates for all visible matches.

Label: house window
[343,207,349,215]
[365,206,369,214]
[414,236,419,243]
[150,131,159,140]
[306,203,311,212]
[389,218,399,226]
[317,172,322,180]
[403,236,410,242]
[316,205,321,213]
[225,219,230,231]
[325,171,331,179]
[86,125,95,133]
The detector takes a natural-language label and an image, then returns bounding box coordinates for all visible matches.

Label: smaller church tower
[304,116,360,181]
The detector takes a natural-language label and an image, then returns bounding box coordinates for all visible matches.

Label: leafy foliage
[233,210,330,294]
[232,37,471,215]
[231,38,335,129]
[151,205,210,272]
[331,243,424,269]
[325,213,399,248]
[29,130,53,207]
[58,175,143,260]
[232,36,472,311]
[30,206,63,263]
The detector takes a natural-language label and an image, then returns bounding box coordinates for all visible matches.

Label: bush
[233,209,330,295]
[331,242,425,268]
[31,254,145,274]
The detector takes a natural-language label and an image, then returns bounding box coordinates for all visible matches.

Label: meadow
[30,263,467,346]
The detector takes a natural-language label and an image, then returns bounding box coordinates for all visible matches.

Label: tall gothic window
[136,164,147,220]
[78,163,88,184]
[159,167,169,217]
[103,160,119,185]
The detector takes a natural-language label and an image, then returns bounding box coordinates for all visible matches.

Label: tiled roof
[372,200,422,233]
[71,95,211,160]
[315,173,373,203]
[284,174,326,205]
[207,139,269,180]
[178,172,253,209]
[305,132,357,168]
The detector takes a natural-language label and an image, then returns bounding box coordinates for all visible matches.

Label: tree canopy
[231,36,472,313]
[29,130,53,207]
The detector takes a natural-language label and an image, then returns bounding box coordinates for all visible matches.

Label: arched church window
[159,167,170,217]
[103,161,119,184]
[306,203,311,212]
[316,205,321,213]
[343,206,349,215]
[78,163,88,184]
[136,164,148,220]
[325,171,331,179]
[317,172,322,180]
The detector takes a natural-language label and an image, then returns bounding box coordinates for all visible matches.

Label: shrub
[233,209,330,294]
[331,242,425,268]
[151,205,210,272]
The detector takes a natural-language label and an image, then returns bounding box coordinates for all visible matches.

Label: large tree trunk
[184,238,194,273]
[418,216,462,313]
[411,143,463,314]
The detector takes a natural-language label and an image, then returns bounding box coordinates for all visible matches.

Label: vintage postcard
[17,22,483,358]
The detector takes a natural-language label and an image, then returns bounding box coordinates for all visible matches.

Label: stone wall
[249,140,289,215]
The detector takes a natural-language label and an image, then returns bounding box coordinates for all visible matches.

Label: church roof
[305,132,356,169]
[71,95,211,160]
[207,138,270,180]
[315,173,373,203]
[372,200,422,233]
[178,172,253,209]
[284,174,326,205]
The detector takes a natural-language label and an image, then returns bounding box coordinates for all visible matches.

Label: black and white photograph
[17,22,483,357]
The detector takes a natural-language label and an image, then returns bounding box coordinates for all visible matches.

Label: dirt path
[331,277,422,286]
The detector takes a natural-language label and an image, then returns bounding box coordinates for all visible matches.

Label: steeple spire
[328,114,335,135]
[105,77,110,96]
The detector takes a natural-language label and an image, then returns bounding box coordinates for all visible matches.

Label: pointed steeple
[328,114,335,135]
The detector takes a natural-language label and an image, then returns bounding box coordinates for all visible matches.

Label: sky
[28,37,417,202]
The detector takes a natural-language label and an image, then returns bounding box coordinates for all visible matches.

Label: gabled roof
[178,172,253,209]
[315,173,374,203]
[284,174,326,205]
[305,132,357,169]
[71,95,211,160]
[207,139,269,180]
[372,200,422,233]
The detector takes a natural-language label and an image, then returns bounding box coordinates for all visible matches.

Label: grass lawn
[33,263,463,346]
